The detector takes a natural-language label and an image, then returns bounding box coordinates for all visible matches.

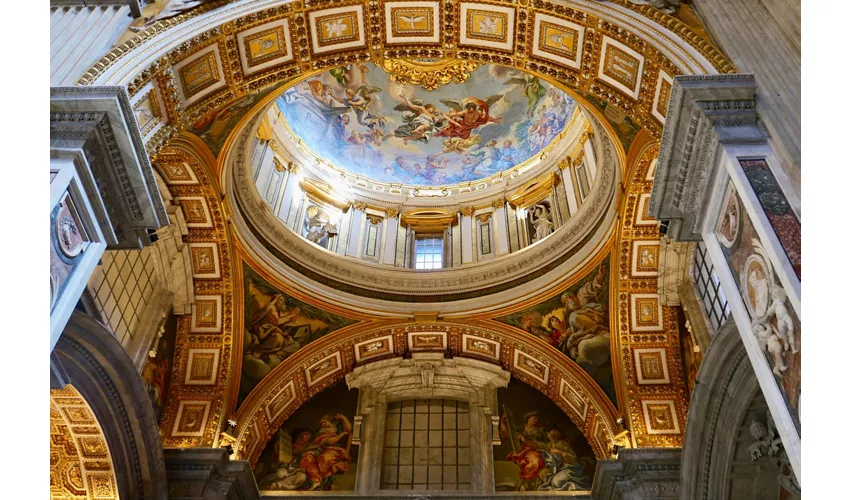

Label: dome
[275,63,576,188]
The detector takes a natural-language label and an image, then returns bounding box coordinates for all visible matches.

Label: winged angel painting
[277,64,575,185]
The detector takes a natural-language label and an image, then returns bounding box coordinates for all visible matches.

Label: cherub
[343,86,385,127]
[503,74,547,116]
[753,321,788,376]
[393,94,461,144]
[764,288,797,354]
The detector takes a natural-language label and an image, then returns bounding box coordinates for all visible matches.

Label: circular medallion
[716,186,741,248]
[56,203,85,258]
[740,254,772,321]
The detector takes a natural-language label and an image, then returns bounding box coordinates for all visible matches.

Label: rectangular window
[479,222,491,255]
[365,222,379,257]
[693,241,731,333]
[381,399,471,491]
[415,236,443,269]
[576,163,590,200]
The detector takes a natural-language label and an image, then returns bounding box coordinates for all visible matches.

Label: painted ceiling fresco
[238,266,356,406]
[496,257,616,406]
[277,63,576,186]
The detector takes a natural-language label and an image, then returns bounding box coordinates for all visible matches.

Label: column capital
[460,206,475,217]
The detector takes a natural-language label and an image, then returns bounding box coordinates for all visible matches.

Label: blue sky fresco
[277,63,575,186]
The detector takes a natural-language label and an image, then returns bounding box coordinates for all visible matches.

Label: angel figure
[303,205,337,248]
[393,94,457,144]
[130,0,214,32]
[764,288,797,354]
[531,204,554,242]
[752,321,788,376]
[436,96,504,140]
[504,74,547,116]
[342,85,385,127]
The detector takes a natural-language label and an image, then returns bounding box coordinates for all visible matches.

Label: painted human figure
[559,264,609,364]
[245,293,302,361]
[496,140,519,170]
[436,97,504,140]
[394,94,455,144]
[298,414,353,490]
[500,411,548,490]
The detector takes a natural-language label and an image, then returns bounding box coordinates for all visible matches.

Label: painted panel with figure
[496,258,615,405]
[189,83,284,157]
[495,378,595,491]
[239,266,356,405]
[276,63,576,186]
[715,182,800,432]
[142,313,178,423]
[253,381,359,492]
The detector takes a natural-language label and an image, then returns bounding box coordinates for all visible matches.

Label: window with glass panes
[414,236,443,269]
[381,399,471,491]
[693,241,731,333]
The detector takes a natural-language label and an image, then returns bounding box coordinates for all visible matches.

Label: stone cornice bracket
[345,353,510,408]
[591,448,683,499]
[164,448,259,500]
[649,74,764,241]
[50,86,168,248]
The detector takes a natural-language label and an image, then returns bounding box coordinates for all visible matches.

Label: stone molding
[164,448,259,500]
[346,353,509,495]
[591,448,683,500]
[227,112,618,304]
[678,319,774,498]
[50,86,168,248]
[649,74,764,241]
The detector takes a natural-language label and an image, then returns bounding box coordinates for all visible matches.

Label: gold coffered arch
[78,0,726,469]
[231,318,623,465]
[81,0,731,162]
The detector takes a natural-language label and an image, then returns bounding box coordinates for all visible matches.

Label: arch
[231,319,621,466]
[79,0,731,163]
[679,318,766,499]
[53,311,169,500]
[50,385,120,499]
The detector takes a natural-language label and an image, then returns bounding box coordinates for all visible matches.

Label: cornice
[226,109,620,306]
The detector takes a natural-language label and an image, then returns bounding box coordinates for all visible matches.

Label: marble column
[346,202,366,257]
[651,74,801,481]
[582,132,598,181]
[382,209,400,265]
[460,207,474,264]
[561,163,579,216]
[491,200,510,256]
[253,144,277,201]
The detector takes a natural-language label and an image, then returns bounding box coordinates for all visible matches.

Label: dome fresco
[277,63,576,186]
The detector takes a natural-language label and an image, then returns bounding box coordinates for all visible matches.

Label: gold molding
[400,208,457,233]
[508,172,560,208]
[299,178,351,212]
[377,56,481,91]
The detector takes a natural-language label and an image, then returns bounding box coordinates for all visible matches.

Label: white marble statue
[765,288,797,354]
[752,321,788,376]
[531,204,554,242]
[752,284,796,376]
[303,205,337,248]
